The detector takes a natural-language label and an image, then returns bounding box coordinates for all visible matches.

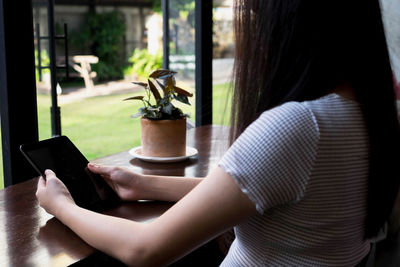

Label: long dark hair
[231,0,400,238]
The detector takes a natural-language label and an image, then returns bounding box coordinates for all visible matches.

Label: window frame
[0,0,213,186]
[0,0,39,186]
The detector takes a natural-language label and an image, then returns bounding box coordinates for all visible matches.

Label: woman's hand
[36,169,76,217]
[88,163,143,201]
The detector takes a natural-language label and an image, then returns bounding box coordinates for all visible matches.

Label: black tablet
[20,136,120,211]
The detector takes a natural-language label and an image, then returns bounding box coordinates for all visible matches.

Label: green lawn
[0,83,231,189]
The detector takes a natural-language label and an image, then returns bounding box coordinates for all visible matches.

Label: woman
[36,0,400,266]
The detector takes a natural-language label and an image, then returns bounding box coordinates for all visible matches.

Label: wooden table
[0,125,229,267]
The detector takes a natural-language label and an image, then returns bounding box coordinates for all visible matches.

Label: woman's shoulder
[221,99,321,212]
[241,100,320,149]
[258,100,318,130]
[235,92,362,151]
[259,93,361,125]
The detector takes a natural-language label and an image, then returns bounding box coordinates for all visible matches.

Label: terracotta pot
[141,117,186,157]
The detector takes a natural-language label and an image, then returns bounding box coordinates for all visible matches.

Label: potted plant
[124,69,193,157]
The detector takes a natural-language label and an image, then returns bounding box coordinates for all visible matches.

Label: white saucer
[129,146,198,163]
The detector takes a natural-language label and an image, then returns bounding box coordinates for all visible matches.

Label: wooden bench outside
[57,55,99,91]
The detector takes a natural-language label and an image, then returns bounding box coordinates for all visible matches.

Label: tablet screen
[20,136,119,211]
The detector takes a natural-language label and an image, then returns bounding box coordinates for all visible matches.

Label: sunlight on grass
[0,83,231,189]
[36,83,231,161]
[61,92,144,160]
[213,83,232,125]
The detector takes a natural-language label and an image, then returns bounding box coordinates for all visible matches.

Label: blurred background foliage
[69,11,126,81]
[124,48,162,80]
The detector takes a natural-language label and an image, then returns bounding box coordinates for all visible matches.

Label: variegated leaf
[174,86,193,97]
[131,82,148,88]
[123,96,144,101]
[148,79,161,101]
[149,69,177,79]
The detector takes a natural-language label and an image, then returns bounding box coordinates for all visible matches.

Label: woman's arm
[87,163,203,202]
[37,167,256,266]
[136,173,204,202]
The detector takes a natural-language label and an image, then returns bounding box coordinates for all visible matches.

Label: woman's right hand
[87,163,143,201]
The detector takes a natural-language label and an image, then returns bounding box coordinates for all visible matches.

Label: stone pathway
[62,80,139,104]
[41,80,141,105]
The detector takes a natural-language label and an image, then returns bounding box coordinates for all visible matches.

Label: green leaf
[130,107,146,118]
[162,103,174,115]
[130,112,144,118]
[175,94,191,105]
[123,96,144,101]
[145,110,162,119]
[159,96,169,106]
[147,106,160,111]
[131,82,148,88]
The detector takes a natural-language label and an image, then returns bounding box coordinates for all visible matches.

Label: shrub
[124,49,162,80]
[70,11,126,81]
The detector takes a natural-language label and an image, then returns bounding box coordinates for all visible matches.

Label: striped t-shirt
[219,93,371,266]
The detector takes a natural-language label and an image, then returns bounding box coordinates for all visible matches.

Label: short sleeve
[219,102,320,214]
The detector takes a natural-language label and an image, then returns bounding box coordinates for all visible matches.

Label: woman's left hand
[36,169,76,217]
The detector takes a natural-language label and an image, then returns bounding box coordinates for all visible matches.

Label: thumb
[87,163,113,176]
[44,169,57,180]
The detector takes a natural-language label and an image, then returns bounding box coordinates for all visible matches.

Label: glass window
[28,0,230,163]
[168,0,196,122]
[380,0,400,100]
[32,2,158,160]
[213,0,233,125]
[33,0,52,141]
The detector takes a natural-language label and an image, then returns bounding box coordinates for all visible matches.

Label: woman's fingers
[87,163,120,193]
[87,163,114,176]
[38,176,46,187]
[103,177,117,192]
[36,176,46,199]
[44,169,57,180]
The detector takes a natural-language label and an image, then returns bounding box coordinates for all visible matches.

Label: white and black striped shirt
[219,93,370,266]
